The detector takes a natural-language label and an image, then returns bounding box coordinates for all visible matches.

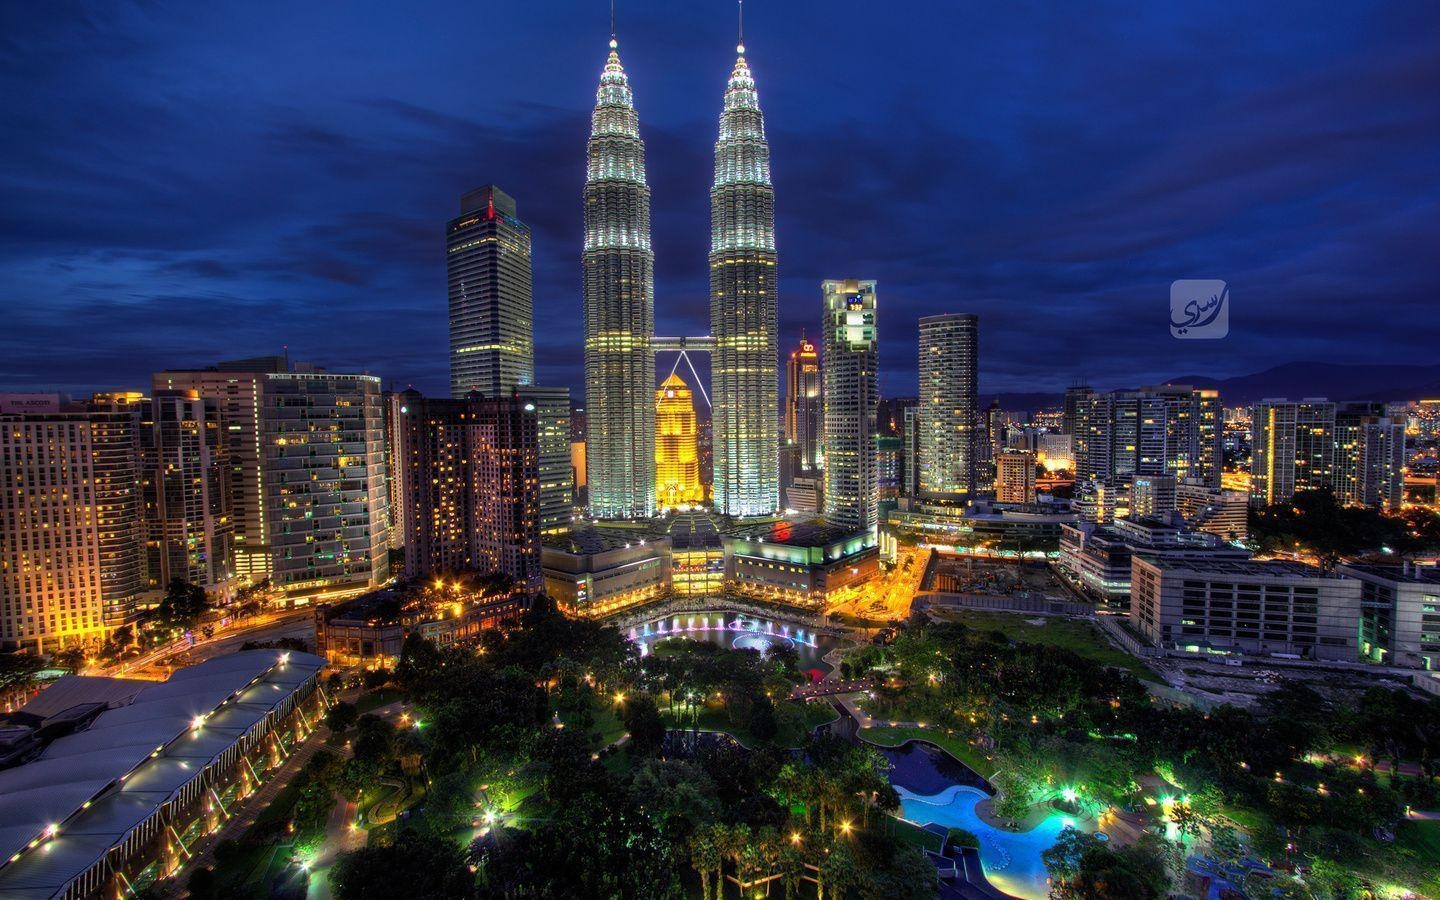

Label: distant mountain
[1165,361,1440,406]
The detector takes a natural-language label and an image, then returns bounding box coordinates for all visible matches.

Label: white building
[821,280,879,533]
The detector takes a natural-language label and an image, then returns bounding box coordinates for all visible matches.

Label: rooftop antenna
[610,0,617,49]
[737,0,745,55]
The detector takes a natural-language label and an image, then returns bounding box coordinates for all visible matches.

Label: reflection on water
[880,740,990,794]
[628,611,836,675]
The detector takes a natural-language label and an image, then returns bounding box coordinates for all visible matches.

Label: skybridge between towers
[653,336,713,408]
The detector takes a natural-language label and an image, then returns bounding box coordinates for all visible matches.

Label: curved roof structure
[0,649,324,899]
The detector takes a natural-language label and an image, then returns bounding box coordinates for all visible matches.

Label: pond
[627,611,839,678]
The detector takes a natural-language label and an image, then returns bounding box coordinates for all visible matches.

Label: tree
[621,693,666,756]
[52,646,87,673]
[325,700,358,734]
[330,830,473,899]
[688,825,722,900]
[154,578,210,627]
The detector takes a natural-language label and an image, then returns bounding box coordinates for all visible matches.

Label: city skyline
[5,3,1438,401]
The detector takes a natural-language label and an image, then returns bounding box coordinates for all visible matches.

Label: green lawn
[858,724,996,779]
[929,608,1160,682]
[883,815,943,853]
[355,687,404,713]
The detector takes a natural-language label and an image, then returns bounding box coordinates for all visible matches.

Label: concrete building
[1334,402,1406,510]
[784,336,822,473]
[0,397,144,651]
[917,313,979,499]
[821,280,879,533]
[261,372,390,601]
[542,529,672,618]
[1338,563,1440,670]
[889,497,1076,550]
[1059,515,1250,606]
[1074,385,1222,489]
[315,581,528,667]
[1130,474,1177,519]
[995,449,1037,504]
[447,185,534,398]
[1130,558,1360,660]
[722,521,878,608]
[390,391,539,591]
[1176,479,1248,542]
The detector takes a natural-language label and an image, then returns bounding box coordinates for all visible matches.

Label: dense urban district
[5,23,1440,900]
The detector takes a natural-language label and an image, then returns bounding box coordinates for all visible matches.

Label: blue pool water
[897,784,1077,900]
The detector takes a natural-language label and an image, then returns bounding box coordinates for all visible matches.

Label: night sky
[3,1,1437,401]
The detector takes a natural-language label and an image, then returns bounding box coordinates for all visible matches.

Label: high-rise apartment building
[447,185,534,397]
[784,337,822,472]
[822,280,879,532]
[514,386,574,533]
[1130,474,1178,519]
[1,397,143,650]
[1249,399,1336,506]
[710,47,779,517]
[261,372,390,599]
[995,449,1037,504]
[1062,384,1093,436]
[583,41,655,519]
[656,373,704,508]
[139,391,235,593]
[917,313,978,499]
[1334,402,1406,510]
[1074,385,1222,488]
[392,391,541,590]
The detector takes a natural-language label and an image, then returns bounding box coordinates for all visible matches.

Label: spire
[737,0,745,55]
[610,0,617,49]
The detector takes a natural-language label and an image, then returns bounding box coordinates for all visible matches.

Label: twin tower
[583,34,779,520]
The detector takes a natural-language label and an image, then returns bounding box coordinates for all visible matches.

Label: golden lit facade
[656,372,705,508]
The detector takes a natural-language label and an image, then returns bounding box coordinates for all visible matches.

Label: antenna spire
[736,0,745,55]
[609,0,617,49]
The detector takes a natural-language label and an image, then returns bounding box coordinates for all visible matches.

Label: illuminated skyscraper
[583,38,655,519]
[785,337,822,471]
[822,280,879,532]
[710,41,779,517]
[448,185,534,397]
[656,372,704,509]
[917,313,978,499]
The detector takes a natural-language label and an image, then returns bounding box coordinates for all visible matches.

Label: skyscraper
[1,396,143,651]
[392,390,540,590]
[917,313,979,499]
[514,386,574,533]
[656,372,704,509]
[784,337,822,472]
[1250,399,1336,506]
[995,449,1037,504]
[1334,402,1406,510]
[822,280,879,532]
[710,42,779,518]
[140,391,235,593]
[1074,385,1223,488]
[447,185,534,397]
[583,39,655,519]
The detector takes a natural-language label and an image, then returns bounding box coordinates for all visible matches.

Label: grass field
[859,724,996,779]
[929,607,1160,682]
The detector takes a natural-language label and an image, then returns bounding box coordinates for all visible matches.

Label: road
[103,610,315,679]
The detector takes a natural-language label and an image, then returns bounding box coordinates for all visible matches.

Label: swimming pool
[897,784,1079,900]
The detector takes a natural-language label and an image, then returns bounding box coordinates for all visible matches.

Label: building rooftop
[1136,558,1333,578]
[543,525,669,556]
[724,518,860,548]
[0,650,324,898]
[1337,563,1440,585]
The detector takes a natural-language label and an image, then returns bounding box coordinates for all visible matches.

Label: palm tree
[689,827,721,900]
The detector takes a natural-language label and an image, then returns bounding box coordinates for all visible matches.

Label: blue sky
[2,1,1437,399]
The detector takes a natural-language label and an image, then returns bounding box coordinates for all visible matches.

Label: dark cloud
[1,0,1437,400]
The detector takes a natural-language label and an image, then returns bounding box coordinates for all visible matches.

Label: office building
[1130,558,1360,661]
[1130,474,1177,519]
[514,385,574,533]
[901,405,920,497]
[784,336,822,472]
[0,398,144,651]
[995,449,1037,504]
[261,372,390,600]
[139,391,236,594]
[542,528,673,618]
[1338,563,1440,670]
[1176,479,1249,542]
[1037,432,1074,472]
[710,47,780,517]
[821,280,879,532]
[583,40,656,519]
[1059,515,1251,606]
[655,372,704,508]
[447,185,534,397]
[917,313,979,499]
[1249,399,1337,506]
[391,390,540,590]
